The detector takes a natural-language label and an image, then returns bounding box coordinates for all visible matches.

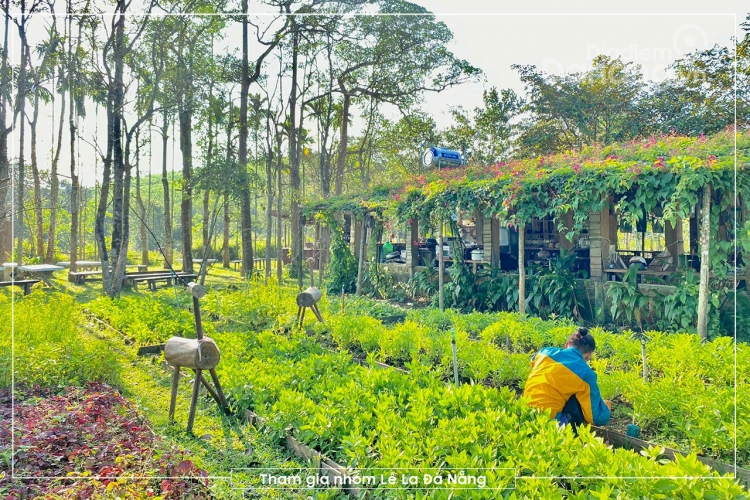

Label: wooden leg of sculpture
[169,365,181,422]
[187,368,202,433]
[312,304,324,323]
[209,367,230,415]
[199,372,222,406]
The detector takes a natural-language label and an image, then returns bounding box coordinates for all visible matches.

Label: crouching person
[523,327,611,430]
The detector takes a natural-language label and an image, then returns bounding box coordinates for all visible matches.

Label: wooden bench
[124,273,198,292]
[0,279,41,295]
[68,270,103,284]
[230,259,241,270]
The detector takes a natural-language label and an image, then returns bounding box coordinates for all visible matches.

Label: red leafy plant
[0,383,210,499]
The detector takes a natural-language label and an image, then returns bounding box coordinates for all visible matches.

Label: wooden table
[18,264,65,285]
[194,259,217,266]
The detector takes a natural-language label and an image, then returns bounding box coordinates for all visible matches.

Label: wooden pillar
[518,222,526,315]
[589,209,603,280]
[664,218,683,266]
[355,216,367,296]
[475,208,484,250]
[438,220,444,311]
[482,216,492,264]
[697,185,712,340]
[353,218,362,260]
[490,217,500,268]
[608,200,618,250]
[407,218,419,277]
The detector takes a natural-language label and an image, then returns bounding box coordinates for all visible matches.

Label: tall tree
[0,0,9,261]
[25,9,58,259]
[513,56,647,156]
[95,0,156,296]
[332,0,479,195]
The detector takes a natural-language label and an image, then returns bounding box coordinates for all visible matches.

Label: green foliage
[219,326,747,498]
[87,292,202,346]
[408,266,438,299]
[324,294,406,323]
[605,267,652,329]
[324,220,358,295]
[202,281,299,332]
[0,292,121,388]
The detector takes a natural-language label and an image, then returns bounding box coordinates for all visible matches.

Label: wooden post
[438,220,444,311]
[168,365,181,422]
[697,185,712,340]
[490,217,500,268]
[353,218,362,260]
[518,222,526,315]
[665,218,683,267]
[408,217,419,277]
[355,216,367,295]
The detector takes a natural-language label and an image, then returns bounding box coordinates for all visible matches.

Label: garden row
[315,307,748,467]
[213,326,747,499]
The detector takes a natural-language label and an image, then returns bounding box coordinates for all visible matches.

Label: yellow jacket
[523,347,610,426]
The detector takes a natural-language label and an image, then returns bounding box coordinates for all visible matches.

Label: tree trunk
[334,91,351,196]
[355,217,368,296]
[265,143,273,281]
[104,1,127,297]
[222,192,229,268]
[518,223,526,315]
[696,185,712,340]
[202,188,209,256]
[238,0,253,278]
[0,0,9,263]
[69,36,79,274]
[136,157,149,266]
[15,34,26,264]
[287,19,303,289]
[30,87,43,259]
[161,111,172,267]
[276,136,283,283]
[46,85,65,263]
[179,105,193,273]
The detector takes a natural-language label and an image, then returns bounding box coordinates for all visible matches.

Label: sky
[6,0,748,187]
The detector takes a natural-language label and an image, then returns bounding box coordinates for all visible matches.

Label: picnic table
[194,259,217,265]
[123,271,198,291]
[18,264,65,285]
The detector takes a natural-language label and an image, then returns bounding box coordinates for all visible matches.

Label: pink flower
[413,240,419,246]
[573,163,581,174]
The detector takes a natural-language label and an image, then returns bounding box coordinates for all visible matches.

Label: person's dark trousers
[561,396,586,432]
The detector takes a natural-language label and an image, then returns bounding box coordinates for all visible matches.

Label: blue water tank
[421,147,466,168]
